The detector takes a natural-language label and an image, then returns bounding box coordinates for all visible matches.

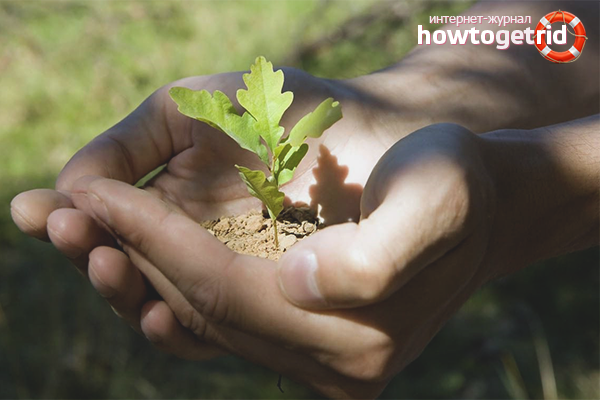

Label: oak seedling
[169,56,342,247]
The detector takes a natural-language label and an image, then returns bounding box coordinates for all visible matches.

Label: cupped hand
[9,68,402,355]
[70,123,497,398]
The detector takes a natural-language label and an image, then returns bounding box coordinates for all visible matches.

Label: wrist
[348,66,529,135]
[479,117,599,279]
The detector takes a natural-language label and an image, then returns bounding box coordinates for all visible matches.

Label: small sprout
[169,56,342,247]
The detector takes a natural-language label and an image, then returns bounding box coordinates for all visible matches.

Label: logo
[418,10,588,63]
[533,10,587,63]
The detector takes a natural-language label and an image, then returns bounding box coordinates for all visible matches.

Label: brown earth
[200,206,320,260]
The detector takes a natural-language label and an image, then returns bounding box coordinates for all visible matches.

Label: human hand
[68,123,498,398]
[9,67,412,355]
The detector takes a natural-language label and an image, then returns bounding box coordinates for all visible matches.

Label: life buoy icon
[534,10,587,63]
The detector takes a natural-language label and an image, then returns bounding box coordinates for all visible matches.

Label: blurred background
[0,1,597,398]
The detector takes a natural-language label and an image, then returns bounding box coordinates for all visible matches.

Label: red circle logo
[534,10,587,63]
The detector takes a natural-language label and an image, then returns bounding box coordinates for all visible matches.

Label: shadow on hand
[308,145,363,226]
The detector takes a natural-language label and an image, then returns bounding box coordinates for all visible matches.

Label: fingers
[75,176,382,359]
[140,301,224,360]
[75,175,459,391]
[137,298,378,398]
[55,83,194,192]
[47,208,115,273]
[137,301,377,398]
[81,176,235,289]
[88,246,149,331]
[278,124,491,309]
[89,248,224,360]
[11,189,73,241]
[11,81,190,242]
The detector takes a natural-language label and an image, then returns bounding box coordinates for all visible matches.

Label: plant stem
[273,218,279,249]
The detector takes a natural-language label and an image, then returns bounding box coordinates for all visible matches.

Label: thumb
[277,124,486,309]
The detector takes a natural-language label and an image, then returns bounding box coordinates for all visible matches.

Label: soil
[200,206,320,260]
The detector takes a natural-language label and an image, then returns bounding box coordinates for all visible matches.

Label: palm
[141,71,397,225]
[11,68,463,399]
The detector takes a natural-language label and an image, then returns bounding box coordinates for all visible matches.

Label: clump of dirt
[201,206,320,260]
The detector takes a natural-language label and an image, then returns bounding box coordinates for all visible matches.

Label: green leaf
[236,56,293,152]
[288,98,342,147]
[229,112,269,165]
[169,87,269,165]
[273,143,308,186]
[169,57,345,231]
[235,165,284,220]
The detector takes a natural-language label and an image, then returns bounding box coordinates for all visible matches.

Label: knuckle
[448,170,472,223]
[445,160,493,231]
[354,271,387,304]
[123,228,152,257]
[430,161,475,235]
[336,331,397,383]
[185,276,230,326]
[103,135,137,183]
[122,202,172,255]
[178,305,208,340]
[339,247,393,304]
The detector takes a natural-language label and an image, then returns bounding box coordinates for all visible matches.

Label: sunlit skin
[11,73,598,398]
[10,1,599,398]
[11,71,434,397]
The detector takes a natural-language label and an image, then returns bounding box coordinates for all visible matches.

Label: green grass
[0,1,352,181]
[1,1,598,398]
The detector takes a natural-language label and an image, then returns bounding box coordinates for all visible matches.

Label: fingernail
[279,250,324,307]
[144,331,162,344]
[110,305,124,319]
[89,192,110,224]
